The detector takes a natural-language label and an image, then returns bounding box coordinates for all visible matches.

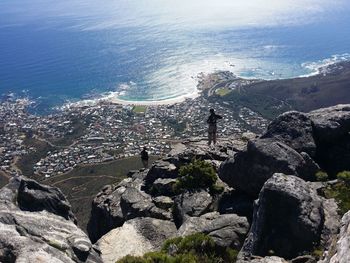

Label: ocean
[0,0,350,114]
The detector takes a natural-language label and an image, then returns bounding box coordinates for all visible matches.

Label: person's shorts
[208,125,217,134]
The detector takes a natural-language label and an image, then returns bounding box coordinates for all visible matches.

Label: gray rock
[240,173,339,260]
[96,217,177,263]
[153,196,174,210]
[152,178,177,196]
[219,138,320,197]
[88,177,172,243]
[178,212,249,249]
[262,111,316,157]
[319,210,350,263]
[308,104,350,176]
[144,160,178,186]
[0,177,102,263]
[120,187,171,221]
[17,177,77,223]
[173,190,214,226]
[308,104,350,143]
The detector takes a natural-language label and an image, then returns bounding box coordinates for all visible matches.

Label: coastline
[106,91,200,106]
[17,54,350,112]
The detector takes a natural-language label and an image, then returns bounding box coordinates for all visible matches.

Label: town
[0,89,269,178]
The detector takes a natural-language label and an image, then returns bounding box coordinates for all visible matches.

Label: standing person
[140,146,149,168]
[207,108,222,146]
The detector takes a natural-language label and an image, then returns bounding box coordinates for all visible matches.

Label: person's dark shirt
[207,113,222,125]
[141,150,149,160]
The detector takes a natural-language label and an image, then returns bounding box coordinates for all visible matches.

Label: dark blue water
[0,0,350,113]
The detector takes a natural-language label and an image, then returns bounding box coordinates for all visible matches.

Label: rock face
[262,111,316,157]
[320,210,350,263]
[173,189,214,226]
[178,212,249,249]
[0,176,101,263]
[219,138,320,197]
[240,174,339,260]
[17,177,77,223]
[308,104,350,176]
[88,174,172,243]
[96,217,177,263]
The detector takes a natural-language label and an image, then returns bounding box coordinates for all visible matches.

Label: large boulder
[143,160,178,187]
[308,104,350,143]
[240,174,339,260]
[178,212,249,249]
[261,111,316,157]
[173,189,214,226]
[96,217,177,263]
[219,138,320,197]
[151,178,178,196]
[308,104,350,176]
[87,177,171,243]
[17,177,77,223]
[0,177,102,263]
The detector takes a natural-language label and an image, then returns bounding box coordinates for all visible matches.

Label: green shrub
[337,171,350,185]
[175,160,217,192]
[315,171,329,182]
[116,233,238,263]
[324,180,350,216]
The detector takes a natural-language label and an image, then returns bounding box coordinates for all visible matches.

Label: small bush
[324,180,350,216]
[337,171,350,185]
[116,233,238,263]
[175,159,217,192]
[315,171,329,182]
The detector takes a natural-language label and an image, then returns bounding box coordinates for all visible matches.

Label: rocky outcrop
[143,160,178,187]
[308,104,350,143]
[17,177,77,223]
[88,174,173,243]
[96,217,177,263]
[240,174,339,260]
[178,212,249,249]
[173,189,214,226]
[0,176,102,263]
[219,138,320,197]
[262,111,316,157]
[251,105,350,177]
[308,104,350,176]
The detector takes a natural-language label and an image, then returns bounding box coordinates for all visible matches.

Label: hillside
[219,61,350,118]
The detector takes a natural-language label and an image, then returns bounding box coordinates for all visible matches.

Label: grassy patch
[41,156,158,231]
[117,233,238,263]
[216,88,231,96]
[222,90,292,120]
[133,105,147,114]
